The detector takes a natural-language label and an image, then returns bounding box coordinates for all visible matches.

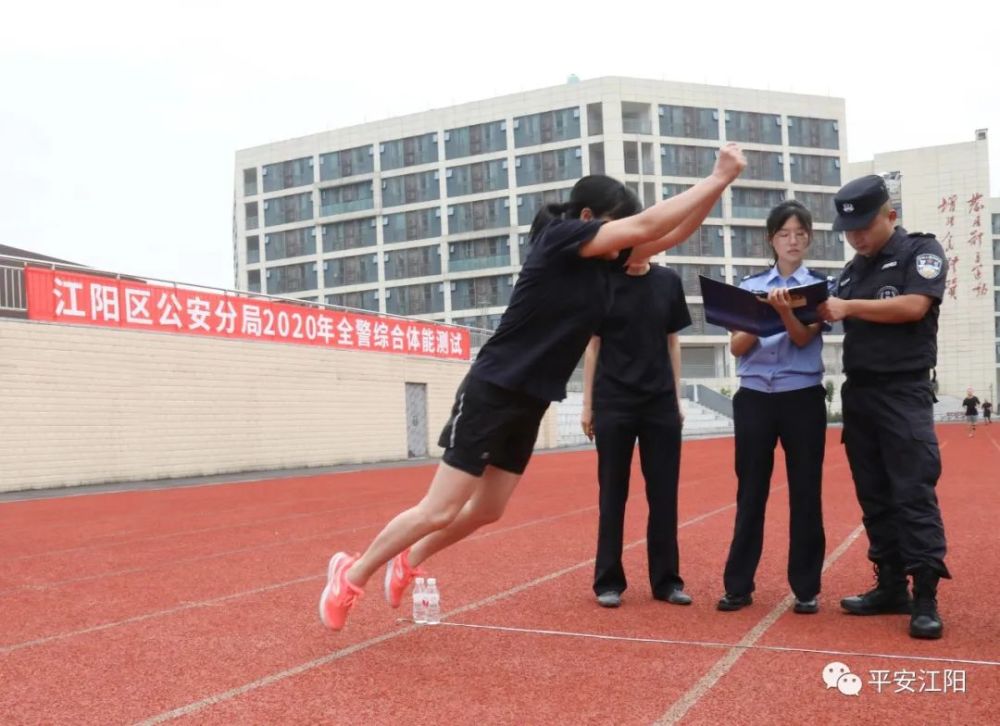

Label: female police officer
[718,200,830,614]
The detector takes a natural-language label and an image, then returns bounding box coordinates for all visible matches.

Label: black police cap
[832,175,890,231]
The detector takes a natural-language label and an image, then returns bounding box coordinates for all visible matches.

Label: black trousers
[593,395,683,598]
[724,385,827,600]
[841,379,949,577]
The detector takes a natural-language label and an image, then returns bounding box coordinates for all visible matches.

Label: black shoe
[910,570,943,640]
[662,588,693,606]
[717,593,752,611]
[841,562,912,615]
[793,598,819,614]
[596,591,622,608]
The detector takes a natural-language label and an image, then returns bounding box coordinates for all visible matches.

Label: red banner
[24,267,470,360]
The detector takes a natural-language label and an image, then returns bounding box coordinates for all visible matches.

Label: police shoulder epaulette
[741,269,769,282]
[907,231,936,239]
[805,269,830,281]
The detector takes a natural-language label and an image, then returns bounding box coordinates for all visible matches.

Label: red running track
[1,425,997,725]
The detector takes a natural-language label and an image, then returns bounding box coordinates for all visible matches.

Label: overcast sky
[2,1,996,288]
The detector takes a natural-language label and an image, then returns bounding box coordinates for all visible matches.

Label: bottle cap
[427,578,437,586]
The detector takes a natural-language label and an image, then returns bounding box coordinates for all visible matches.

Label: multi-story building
[849,130,995,400]
[233,76,848,385]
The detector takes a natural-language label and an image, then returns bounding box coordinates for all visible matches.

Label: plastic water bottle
[412,577,427,624]
[425,578,441,625]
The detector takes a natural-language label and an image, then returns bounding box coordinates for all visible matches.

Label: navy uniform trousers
[724,385,827,600]
[841,376,949,577]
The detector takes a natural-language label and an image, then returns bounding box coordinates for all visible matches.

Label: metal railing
[0,254,495,355]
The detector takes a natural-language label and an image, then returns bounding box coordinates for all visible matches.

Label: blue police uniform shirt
[735,265,831,394]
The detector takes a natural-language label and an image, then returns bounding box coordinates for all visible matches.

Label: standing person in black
[819,175,950,640]
[581,255,692,608]
[962,388,980,437]
[983,400,993,425]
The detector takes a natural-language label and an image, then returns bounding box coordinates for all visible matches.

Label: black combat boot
[840,561,912,615]
[909,569,943,639]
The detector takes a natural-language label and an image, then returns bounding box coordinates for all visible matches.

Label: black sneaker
[793,598,819,614]
[596,591,622,608]
[717,593,752,611]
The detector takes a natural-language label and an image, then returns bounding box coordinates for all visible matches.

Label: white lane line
[653,525,864,726]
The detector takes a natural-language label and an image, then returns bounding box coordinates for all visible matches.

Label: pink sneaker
[383,548,426,608]
[318,552,363,631]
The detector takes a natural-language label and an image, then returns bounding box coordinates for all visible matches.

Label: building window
[246,235,260,264]
[322,217,377,252]
[621,102,652,135]
[248,269,260,293]
[385,282,445,315]
[517,187,572,226]
[658,105,719,140]
[730,226,771,258]
[323,253,380,287]
[449,236,511,272]
[319,145,374,181]
[319,182,374,217]
[663,224,725,257]
[446,160,509,197]
[448,197,510,233]
[326,289,379,312]
[587,103,603,136]
[451,275,514,309]
[662,184,722,219]
[265,262,318,294]
[725,110,782,145]
[245,201,259,230]
[809,230,845,261]
[381,133,438,171]
[589,143,605,174]
[790,154,841,186]
[383,207,442,243]
[679,345,720,377]
[743,150,785,182]
[453,313,504,331]
[686,304,728,335]
[670,263,726,292]
[382,170,440,208]
[731,187,786,219]
[263,192,312,227]
[787,117,839,150]
[264,226,316,261]
[384,245,442,280]
[794,191,837,224]
[243,168,258,196]
[262,157,314,193]
[514,107,581,148]
[991,214,1000,235]
[515,148,582,186]
[661,145,717,178]
[445,121,507,160]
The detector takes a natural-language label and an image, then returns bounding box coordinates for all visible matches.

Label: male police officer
[818,175,949,640]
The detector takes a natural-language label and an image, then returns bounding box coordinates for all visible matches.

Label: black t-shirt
[470,219,630,402]
[836,227,947,374]
[594,264,691,409]
[983,402,993,415]
[963,397,980,415]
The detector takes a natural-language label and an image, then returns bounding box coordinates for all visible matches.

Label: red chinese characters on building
[24,267,471,360]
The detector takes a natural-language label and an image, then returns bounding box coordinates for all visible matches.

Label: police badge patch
[877,285,900,299]
[915,253,943,279]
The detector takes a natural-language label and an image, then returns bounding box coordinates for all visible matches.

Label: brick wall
[0,318,559,492]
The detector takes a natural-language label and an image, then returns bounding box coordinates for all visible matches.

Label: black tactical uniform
[831,175,950,640]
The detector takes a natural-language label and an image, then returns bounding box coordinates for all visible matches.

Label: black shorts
[438,374,550,477]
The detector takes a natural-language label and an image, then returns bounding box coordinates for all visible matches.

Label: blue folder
[698,275,830,337]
